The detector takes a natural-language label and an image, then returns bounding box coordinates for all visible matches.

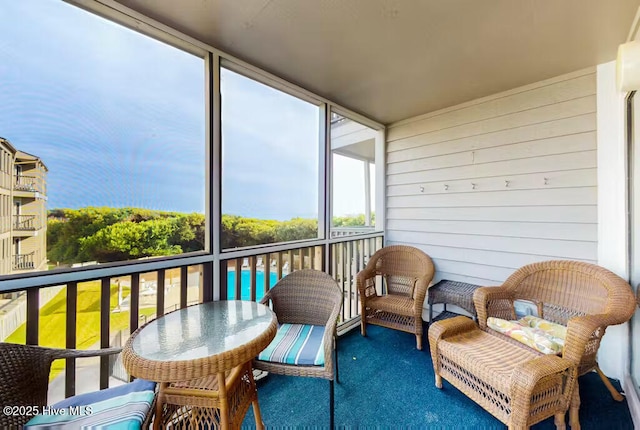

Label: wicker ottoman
[428,317,577,430]
[428,280,480,322]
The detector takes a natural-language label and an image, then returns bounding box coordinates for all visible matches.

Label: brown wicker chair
[0,343,155,428]
[253,269,343,429]
[429,260,635,430]
[357,245,435,349]
[0,343,130,428]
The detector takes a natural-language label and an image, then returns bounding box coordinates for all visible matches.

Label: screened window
[0,0,206,275]
[220,66,321,249]
[330,112,379,237]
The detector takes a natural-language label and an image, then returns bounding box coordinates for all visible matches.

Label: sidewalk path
[48,357,126,404]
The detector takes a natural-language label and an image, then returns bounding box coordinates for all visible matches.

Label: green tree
[47,207,369,263]
[220,215,318,248]
[48,207,130,263]
[332,212,375,227]
[275,218,318,242]
[172,213,206,253]
[221,215,277,248]
[234,217,278,247]
[48,207,199,264]
[221,214,241,249]
[79,218,182,261]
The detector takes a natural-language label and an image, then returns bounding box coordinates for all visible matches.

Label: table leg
[218,372,230,429]
[154,363,264,429]
[154,382,167,430]
[248,365,265,430]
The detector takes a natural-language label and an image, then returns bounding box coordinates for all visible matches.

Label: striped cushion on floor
[258,323,325,366]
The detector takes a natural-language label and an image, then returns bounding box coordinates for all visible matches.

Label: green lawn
[6,281,156,379]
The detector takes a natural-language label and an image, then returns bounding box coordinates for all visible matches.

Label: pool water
[227,270,280,301]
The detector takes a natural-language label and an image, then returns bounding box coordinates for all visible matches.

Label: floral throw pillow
[518,315,567,348]
[487,317,563,355]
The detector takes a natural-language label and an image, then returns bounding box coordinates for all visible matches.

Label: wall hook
[419,186,424,193]
[544,177,549,185]
[505,180,510,188]
[471,183,476,190]
[444,184,449,191]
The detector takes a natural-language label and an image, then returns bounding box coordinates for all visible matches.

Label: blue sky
[0,0,367,220]
[0,1,205,213]
[221,68,319,220]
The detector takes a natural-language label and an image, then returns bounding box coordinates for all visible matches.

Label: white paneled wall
[386,68,597,285]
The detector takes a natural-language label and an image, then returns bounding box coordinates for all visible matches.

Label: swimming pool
[226,270,279,301]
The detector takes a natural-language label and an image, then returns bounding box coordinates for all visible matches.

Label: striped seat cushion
[25,379,156,429]
[258,323,325,366]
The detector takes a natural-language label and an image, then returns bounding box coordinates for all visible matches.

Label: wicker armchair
[0,343,128,427]
[357,245,435,349]
[253,269,343,429]
[475,260,635,428]
[429,260,635,430]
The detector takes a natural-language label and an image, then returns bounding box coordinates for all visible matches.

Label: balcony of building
[13,151,48,198]
[12,214,38,234]
[12,251,35,271]
[1,237,633,429]
[14,175,38,192]
[13,176,46,200]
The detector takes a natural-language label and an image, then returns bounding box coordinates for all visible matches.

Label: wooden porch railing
[330,234,383,325]
[0,232,383,398]
[330,226,376,238]
[219,246,324,302]
[219,234,383,325]
[13,174,40,193]
[13,214,37,230]
[13,252,35,270]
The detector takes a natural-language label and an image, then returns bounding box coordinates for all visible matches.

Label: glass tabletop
[130,300,275,362]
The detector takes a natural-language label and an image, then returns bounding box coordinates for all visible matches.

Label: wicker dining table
[122,300,277,430]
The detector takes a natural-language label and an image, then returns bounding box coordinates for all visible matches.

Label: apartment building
[0,137,47,276]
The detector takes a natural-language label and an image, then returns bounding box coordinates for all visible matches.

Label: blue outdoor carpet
[243,324,634,429]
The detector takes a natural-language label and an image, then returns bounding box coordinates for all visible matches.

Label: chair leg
[595,365,625,401]
[435,374,442,389]
[361,315,367,337]
[250,365,265,430]
[416,333,422,350]
[554,412,566,430]
[330,379,335,429]
[569,381,581,430]
[252,398,265,430]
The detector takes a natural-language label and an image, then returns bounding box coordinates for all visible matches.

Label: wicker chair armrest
[412,276,430,312]
[25,344,123,360]
[259,289,273,306]
[61,347,123,359]
[428,315,477,344]
[321,304,341,378]
[357,265,377,281]
[356,267,378,299]
[510,355,577,425]
[473,286,513,328]
[563,315,608,365]
[428,316,477,375]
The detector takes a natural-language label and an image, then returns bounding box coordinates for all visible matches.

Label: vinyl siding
[19,237,38,255]
[386,68,597,285]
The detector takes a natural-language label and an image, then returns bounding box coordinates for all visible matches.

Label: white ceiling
[114,0,639,124]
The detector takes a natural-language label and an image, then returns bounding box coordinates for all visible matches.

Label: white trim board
[624,373,640,429]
